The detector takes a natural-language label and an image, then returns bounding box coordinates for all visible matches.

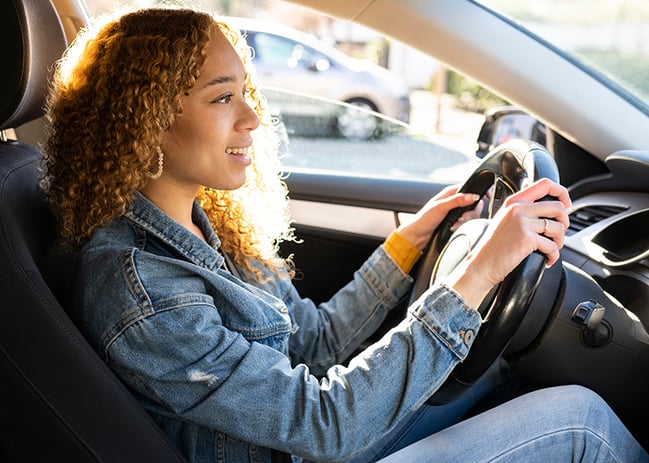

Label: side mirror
[476,106,546,158]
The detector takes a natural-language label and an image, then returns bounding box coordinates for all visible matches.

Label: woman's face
[159,26,260,192]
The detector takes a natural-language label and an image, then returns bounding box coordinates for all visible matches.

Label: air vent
[567,205,628,235]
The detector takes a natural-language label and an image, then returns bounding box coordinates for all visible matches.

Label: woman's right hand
[445,178,572,309]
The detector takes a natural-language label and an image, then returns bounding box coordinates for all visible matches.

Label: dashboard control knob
[571,300,605,330]
[572,300,611,348]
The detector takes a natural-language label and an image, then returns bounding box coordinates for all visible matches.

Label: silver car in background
[228,17,411,136]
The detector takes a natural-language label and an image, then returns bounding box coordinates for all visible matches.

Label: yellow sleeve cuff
[383,230,422,274]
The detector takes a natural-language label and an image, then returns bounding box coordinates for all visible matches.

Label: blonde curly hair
[43,7,295,280]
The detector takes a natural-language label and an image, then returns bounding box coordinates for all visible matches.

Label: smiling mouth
[225,147,250,155]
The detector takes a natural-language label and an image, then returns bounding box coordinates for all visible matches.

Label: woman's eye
[213,93,233,104]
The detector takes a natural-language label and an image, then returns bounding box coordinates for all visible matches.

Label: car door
[281,171,447,303]
[273,91,477,304]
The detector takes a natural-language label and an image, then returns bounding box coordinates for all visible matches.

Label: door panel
[281,171,449,302]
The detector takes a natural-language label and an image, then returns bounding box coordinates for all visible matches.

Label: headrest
[0,0,68,131]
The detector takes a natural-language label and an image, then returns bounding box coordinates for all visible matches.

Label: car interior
[277,6,649,454]
[3,0,649,460]
[0,1,186,460]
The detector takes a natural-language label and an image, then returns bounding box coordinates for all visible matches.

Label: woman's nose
[237,100,260,132]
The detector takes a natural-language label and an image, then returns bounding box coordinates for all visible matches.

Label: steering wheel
[410,139,560,404]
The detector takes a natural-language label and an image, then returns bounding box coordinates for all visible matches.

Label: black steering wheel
[410,139,560,404]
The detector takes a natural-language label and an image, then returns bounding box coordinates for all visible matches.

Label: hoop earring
[147,147,164,180]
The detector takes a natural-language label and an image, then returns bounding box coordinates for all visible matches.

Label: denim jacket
[70,192,481,463]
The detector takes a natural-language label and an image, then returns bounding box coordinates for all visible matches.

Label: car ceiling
[288,0,649,161]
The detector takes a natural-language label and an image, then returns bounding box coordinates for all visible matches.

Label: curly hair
[42,7,295,280]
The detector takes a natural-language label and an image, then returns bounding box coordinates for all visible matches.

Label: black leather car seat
[0,1,186,461]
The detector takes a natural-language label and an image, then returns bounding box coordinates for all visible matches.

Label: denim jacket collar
[124,191,224,272]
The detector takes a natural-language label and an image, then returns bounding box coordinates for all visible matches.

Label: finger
[433,184,461,200]
[452,192,481,207]
[523,214,565,267]
[536,234,562,267]
[432,192,480,217]
[468,197,485,217]
[450,216,467,232]
[456,206,482,224]
[537,217,565,248]
[507,178,572,209]
[533,202,570,230]
[513,200,570,231]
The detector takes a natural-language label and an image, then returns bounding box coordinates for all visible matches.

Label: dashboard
[563,151,649,324]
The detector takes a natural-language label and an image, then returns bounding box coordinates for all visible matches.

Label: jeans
[346,358,510,463]
[376,384,648,463]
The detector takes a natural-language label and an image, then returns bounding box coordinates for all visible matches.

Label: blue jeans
[377,384,648,463]
[346,358,510,463]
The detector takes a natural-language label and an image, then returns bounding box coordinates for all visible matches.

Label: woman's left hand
[397,185,483,250]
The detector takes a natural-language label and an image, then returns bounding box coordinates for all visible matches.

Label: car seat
[0,1,186,461]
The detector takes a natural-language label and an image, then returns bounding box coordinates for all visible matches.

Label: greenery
[443,70,509,114]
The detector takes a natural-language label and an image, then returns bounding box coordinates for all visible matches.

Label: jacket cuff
[409,284,482,360]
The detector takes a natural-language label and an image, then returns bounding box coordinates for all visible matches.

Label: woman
[42,6,647,463]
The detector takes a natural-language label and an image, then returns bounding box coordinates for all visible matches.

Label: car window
[263,87,478,182]
[251,33,297,67]
[252,32,330,72]
[82,0,485,183]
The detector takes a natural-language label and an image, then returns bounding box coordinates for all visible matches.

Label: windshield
[480,0,649,111]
